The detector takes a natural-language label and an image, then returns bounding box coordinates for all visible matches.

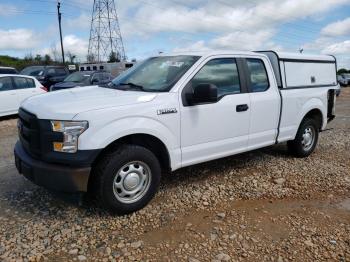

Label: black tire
[287,118,319,158]
[93,144,161,215]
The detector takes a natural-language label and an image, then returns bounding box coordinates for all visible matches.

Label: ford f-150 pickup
[14,50,339,214]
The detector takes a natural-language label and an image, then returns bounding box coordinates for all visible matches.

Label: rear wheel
[287,118,319,158]
[94,145,161,214]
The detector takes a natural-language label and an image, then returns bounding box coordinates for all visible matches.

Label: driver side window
[190,58,241,97]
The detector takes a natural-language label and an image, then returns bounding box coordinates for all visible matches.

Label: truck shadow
[161,143,290,189]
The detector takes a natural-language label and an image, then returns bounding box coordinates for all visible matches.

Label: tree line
[0,52,78,71]
[0,50,127,71]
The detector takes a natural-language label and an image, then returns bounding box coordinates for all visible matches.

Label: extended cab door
[180,57,251,167]
[0,76,18,116]
[243,57,280,149]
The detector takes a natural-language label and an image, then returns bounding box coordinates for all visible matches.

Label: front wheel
[287,118,319,158]
[94,145,161,215]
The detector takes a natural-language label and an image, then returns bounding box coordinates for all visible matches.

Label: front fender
[77,116,181,170]
[79,116,178,149]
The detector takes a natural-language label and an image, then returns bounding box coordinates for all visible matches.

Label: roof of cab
[159,50,264,57]
[160,50,335,62]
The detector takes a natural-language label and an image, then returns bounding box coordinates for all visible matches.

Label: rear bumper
[14,142,91,192]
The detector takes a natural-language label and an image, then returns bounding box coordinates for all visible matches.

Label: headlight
[51,120,88,153]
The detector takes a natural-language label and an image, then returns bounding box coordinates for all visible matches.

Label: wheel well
[303,109,323,130]
[93,134,171,172]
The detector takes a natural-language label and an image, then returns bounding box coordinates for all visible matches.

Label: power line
[215,0,327,34]
[22,0,320,44]
[15,0,325,51]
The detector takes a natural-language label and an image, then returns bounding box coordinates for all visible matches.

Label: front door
[0,76,18,116]
[180,57,251,167]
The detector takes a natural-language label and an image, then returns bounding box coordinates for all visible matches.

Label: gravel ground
[0,88,349,261]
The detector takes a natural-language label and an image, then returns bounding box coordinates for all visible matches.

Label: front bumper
[14,142,91,192]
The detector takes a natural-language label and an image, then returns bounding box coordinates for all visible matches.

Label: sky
[0,0,349,68]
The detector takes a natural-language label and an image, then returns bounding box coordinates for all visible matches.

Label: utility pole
[57,1,65,64]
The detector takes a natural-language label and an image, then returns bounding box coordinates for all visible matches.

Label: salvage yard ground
[0,88,349,261]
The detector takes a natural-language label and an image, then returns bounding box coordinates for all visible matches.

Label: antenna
[88,0,126,62]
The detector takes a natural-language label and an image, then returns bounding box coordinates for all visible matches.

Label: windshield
[343,74,350,78]
[64,72,91,83]
[110,55,200,92]
[20,66,45,76]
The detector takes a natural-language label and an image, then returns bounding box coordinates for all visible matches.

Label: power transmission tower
[88,0,126,63]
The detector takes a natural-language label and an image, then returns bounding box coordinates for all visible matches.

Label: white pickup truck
[14,51,339,214]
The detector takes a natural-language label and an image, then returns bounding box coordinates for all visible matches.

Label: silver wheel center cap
[304,133,312,145]
[123,173,140,190]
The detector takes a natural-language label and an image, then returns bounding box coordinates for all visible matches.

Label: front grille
[18,108,41,157]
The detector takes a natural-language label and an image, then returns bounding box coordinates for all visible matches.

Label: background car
[20,66,69,90]
[0,74,46,117]
[337,75,348,86]
[340,73,350,86]
[0,66,18,74]
[49,71,112,91]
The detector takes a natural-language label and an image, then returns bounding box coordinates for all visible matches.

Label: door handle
[236,104,249,112]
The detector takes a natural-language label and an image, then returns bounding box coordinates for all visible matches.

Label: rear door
[0,76,18,116]
[180,56,251,167]
[243,57,280,149]
[13,76,39,106]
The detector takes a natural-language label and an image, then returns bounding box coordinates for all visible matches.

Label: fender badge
[157,108,178,115]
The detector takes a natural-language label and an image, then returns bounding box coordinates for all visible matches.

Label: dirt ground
[0,88,349,262]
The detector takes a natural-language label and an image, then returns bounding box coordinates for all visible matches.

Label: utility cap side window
[246,59,269,92]
[190,58,241,98]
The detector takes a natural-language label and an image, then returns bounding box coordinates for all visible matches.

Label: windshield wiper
[101,82,148,91]
[118,82,145,91]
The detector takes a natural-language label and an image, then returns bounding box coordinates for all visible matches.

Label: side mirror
[189,83,218,105]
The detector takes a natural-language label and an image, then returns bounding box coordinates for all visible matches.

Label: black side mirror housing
[189,83,218,105]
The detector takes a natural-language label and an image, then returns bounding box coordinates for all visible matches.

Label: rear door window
[26,78,36,88]
[246,59,269,92]
[0,77,14,91]
[13,77,32,89]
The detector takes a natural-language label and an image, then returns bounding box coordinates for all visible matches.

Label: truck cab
[14,51,339,214]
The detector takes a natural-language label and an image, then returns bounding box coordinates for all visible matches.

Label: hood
[21,86,158,120]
